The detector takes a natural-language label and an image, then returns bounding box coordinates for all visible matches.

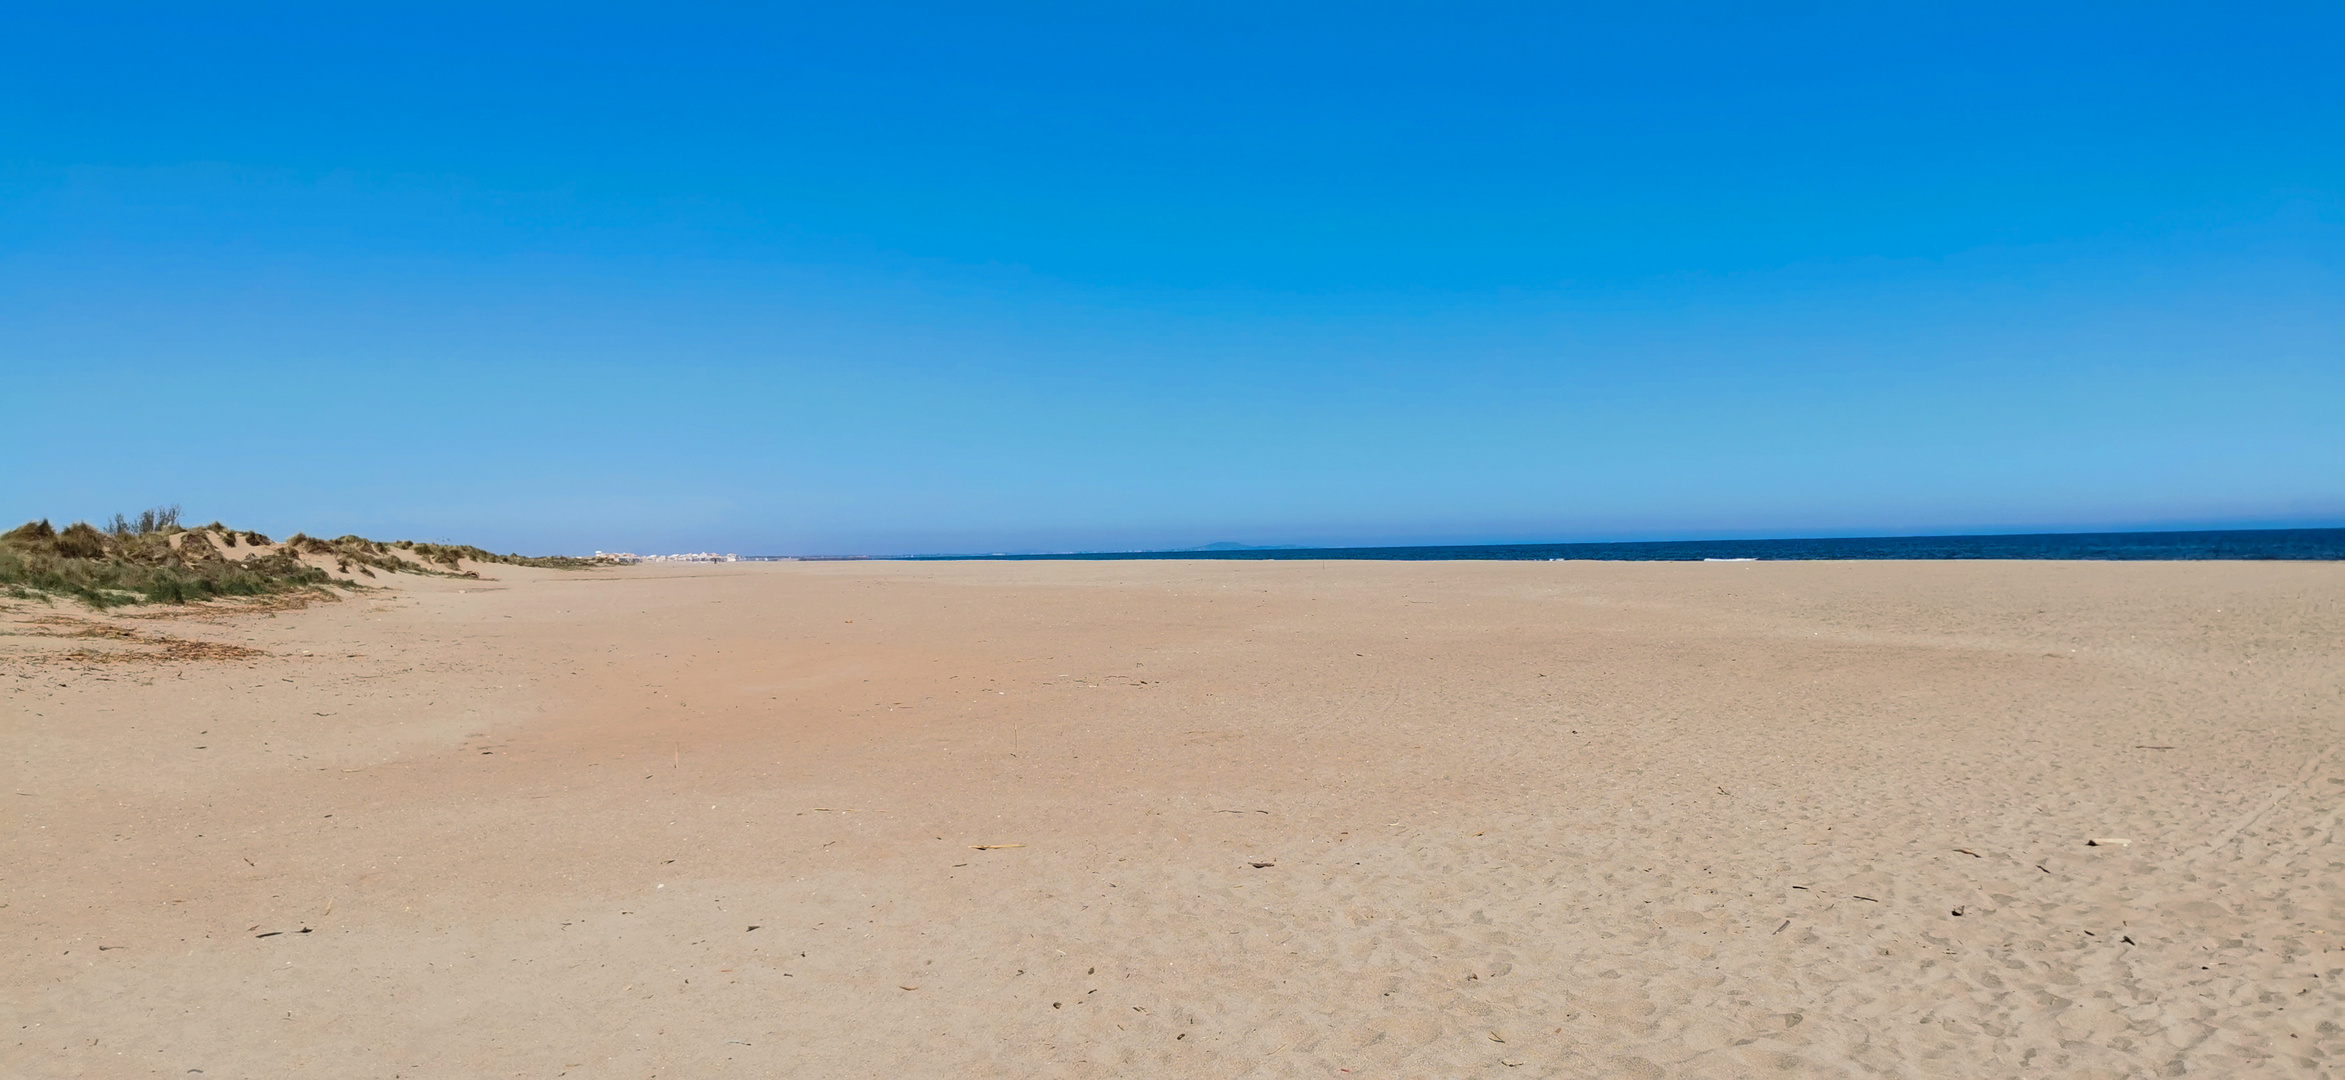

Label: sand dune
[5,558,2341,1077]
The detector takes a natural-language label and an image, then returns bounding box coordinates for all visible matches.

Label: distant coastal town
[592,551,741,564]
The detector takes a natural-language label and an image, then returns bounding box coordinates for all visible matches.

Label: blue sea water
[917,528,2345,563]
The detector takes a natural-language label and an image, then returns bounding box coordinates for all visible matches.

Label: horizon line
[834,521,2345,561]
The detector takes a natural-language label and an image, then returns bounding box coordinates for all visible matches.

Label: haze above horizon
[6,4,2340,556]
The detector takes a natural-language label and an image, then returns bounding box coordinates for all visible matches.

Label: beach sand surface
[5,558,2342,1077]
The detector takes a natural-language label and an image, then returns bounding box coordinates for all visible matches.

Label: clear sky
[5,3,2340,555]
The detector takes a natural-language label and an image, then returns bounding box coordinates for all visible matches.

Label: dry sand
[5,558,2343,1077]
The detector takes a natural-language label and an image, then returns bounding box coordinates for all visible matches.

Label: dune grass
[1,516,334,608]
[1,505,610,608]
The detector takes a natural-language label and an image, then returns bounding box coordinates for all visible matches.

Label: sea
[914,528,2345,563]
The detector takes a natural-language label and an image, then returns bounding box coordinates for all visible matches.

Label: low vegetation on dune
[0,505,611,608]
[275,532,609,575]
[389,540,609,572]
[1,512,329,607]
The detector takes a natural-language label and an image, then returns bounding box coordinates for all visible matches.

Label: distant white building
[666,552,736,563]
[593,551,739,563]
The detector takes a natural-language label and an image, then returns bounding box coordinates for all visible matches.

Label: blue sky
[5,3,2340,554]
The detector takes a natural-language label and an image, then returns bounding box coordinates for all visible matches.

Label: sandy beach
[5,557,2342,1077]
